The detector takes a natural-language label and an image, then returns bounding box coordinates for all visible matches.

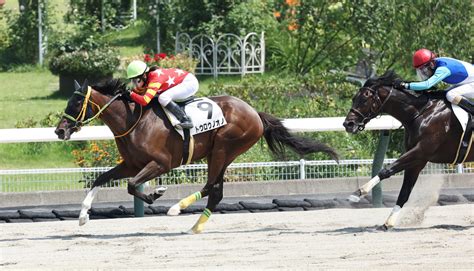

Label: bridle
[62,86,142,138]
[349,85,393,131]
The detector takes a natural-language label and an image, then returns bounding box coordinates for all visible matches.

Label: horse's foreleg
[127,161,167,205]
[348,145,425,202]
[379,162,427,230]
[79,186,99,226]
[79,163,134,226]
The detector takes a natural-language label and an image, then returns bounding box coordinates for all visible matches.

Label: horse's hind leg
[187,171,225,234]
[379,162,427,230]
[79,163,134,226]
[185,139,257,233]
[127,161,169,204]
[166,164,225,217]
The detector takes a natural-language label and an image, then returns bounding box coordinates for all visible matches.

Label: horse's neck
[382,90,429,126]
[91,91,139,135]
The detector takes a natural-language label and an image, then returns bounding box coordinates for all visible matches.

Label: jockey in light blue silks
[394,48,474,114]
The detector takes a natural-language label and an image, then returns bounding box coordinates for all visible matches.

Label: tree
[1,0,53,68]
[268,0,473,77]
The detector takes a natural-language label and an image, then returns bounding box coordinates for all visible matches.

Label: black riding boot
[458,97,474,115]
[165,101,193,129]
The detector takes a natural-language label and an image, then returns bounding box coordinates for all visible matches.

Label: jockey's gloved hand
[393,79,408,90]
[116,88,131,100]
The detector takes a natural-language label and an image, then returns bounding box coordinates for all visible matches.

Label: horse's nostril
[343,121,354,128]
[55,128,65,138]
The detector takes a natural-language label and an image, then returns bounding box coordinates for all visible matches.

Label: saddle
[161,96,227,165]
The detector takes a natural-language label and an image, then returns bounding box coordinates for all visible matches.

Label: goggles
[132,77,144,87]
[416,64,432,80]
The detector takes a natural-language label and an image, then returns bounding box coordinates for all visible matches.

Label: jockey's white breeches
[158,73,199,106]
[446,82,474,104]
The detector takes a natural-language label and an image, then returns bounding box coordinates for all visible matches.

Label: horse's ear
[74,80,81,91]
[81,79,89,93]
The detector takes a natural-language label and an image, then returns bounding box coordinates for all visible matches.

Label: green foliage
[66,0,132,32]
[268,0,473,77]
[269,1,363,75]
[48,35,120,76]
[138,0,272,52]
[208,71,354,117]
[0,0,54,69]
[354,0,473,78]
[14,112,63,128]
[208,72,405,160]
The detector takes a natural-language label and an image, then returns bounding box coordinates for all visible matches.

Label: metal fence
[175,32,265,78]
[1,159,472,193]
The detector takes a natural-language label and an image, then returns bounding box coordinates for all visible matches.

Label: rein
[62,86,142,138]
[350,86,393,131]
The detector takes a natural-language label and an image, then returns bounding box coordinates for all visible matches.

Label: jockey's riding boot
[458,97,474,115]
[165,101,193,129]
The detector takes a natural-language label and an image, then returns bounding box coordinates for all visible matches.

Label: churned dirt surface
[1,204,473,270]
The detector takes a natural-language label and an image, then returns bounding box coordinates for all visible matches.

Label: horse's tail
[258,112,339,162]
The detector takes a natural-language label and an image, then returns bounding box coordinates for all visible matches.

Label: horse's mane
[364,70,448,104]
[363,70,400,88]
[92,78,127,96]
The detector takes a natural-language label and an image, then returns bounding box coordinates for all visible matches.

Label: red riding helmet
[413,48,436,68]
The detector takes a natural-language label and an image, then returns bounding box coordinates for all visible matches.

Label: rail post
[299,159,306,180]
[134,184,145,217]
[371,130,390,207]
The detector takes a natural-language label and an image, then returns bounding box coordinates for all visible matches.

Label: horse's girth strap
[181,129,194,165]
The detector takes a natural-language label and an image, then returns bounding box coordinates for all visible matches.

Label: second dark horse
[343,70,472,230]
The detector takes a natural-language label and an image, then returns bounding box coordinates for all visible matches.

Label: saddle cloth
[163,97,227,139]
[452,105,473,164]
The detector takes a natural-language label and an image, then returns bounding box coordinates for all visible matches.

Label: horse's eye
[363,91,371,98]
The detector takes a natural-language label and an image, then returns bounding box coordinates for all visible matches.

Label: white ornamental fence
[1,159,472,193]
[175,32,265,77]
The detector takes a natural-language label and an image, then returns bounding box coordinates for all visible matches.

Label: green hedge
[207,72,405,161]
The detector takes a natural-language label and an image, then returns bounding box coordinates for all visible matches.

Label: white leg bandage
[384,205,401,228]
[79,187,99,226]
[360,175,381,194]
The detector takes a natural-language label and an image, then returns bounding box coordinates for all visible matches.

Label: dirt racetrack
[1,204,473,270]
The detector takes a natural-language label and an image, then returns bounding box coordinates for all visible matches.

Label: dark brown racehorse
[55,79,338,233]
[343,70,473,230]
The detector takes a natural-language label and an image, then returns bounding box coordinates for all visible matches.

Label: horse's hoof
[376,224,391,231]
[347,194,361,203]
[167,204,181,216]
[182,229,197,235]
[188,227,202,234]
[79,214,89,226]
[155,186,167,195]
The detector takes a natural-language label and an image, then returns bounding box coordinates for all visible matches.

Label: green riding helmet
[126,60,148,79]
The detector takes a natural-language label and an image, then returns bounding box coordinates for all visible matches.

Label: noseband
[350,86,393,131]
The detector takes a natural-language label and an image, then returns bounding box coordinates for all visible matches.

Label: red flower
[144,54,152,62]
[158,53,166,59]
